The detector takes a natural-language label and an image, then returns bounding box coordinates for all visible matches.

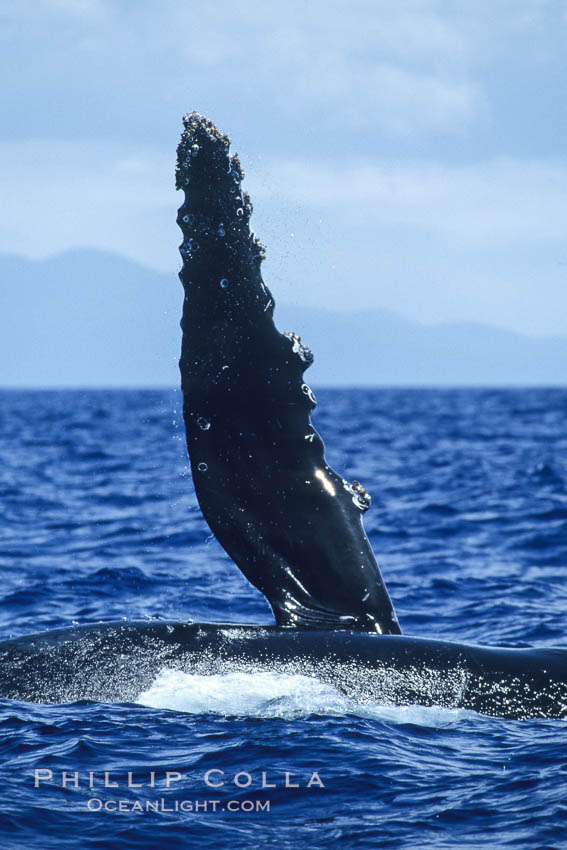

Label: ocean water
[0,387,566,849]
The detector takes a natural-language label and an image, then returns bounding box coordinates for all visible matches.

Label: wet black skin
[0,622,565,719]
[176,113,400,634]
[0,115,564,718]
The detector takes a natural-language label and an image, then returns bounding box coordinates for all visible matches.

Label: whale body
[0,621,566,719]
[0,113,565,720]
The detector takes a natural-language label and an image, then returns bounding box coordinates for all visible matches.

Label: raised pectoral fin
[177,113,401,635]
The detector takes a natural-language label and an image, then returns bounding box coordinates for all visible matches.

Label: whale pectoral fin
[177,113,401,636]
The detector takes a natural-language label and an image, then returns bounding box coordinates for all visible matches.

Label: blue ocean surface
[0,387,566,849]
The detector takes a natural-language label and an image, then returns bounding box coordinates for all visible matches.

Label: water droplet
[218,224,225,236]
[220,278,229,289]
[236,208,244,217]
[196,416,211,431]
[197,462,208,472]
[301,383,317,406]
[191,144,200,156]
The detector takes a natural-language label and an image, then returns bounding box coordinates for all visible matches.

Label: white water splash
[136,668,472,726]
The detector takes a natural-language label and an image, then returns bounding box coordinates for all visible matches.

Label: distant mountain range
[1,249,565,387]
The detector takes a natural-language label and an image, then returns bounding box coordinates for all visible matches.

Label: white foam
[135,668,472,725]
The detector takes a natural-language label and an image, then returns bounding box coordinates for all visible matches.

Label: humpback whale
[0,114,565,719]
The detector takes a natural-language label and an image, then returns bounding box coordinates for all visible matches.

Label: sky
[1,0,566,336]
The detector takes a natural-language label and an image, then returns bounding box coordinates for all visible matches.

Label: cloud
[0,140,174,269]
[250,156,567,246]
[0,0,107,18]
[0,138,565,336]
[0,0,480,143]
[340,65,480,137]
[165,0,479,137]
[42,0,106,14]
[0,1,566,336]
[244,153,567,336]
[2,138,566,266]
